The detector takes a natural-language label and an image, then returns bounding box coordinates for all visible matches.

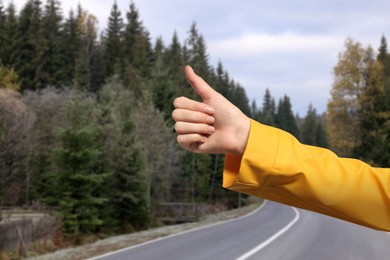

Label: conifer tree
[356,46,388,165]
[230,82,250,116]
[149,37,177,122]
[62,9,81,86]
[16,0,46,90]
[301,104,318,145]
[1,2,19,68]
[99,80,148,231]
[185,22,210,82]
[276,95,299,138]
[42,95,108,240]
[316,121,329,149]
[123,1,153,87]
[375,36,390,166]
[0,0,6,62]
[213,62,232,100]
[74,8,98,91]
[163,31,186,95]
[103,1,124,79]
[260,88,276,126]
[42,0,65,86]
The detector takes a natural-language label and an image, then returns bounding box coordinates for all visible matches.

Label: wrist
[233,116,250,156]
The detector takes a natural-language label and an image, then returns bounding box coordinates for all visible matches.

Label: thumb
[185,65,215,100]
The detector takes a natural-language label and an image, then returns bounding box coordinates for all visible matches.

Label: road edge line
[235,206,300,260]
[87,200,268,260]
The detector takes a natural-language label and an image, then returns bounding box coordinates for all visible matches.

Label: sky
[7,0,390,115]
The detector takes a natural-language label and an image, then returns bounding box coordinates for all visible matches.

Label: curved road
[91,201,390,260]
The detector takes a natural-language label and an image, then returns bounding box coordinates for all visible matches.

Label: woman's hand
[172,66,250,155]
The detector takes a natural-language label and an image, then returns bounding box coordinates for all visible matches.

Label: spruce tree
[149,37,177,123]
[42,0,66,86]
[163,31,186,95]
[260,88,276,126]
[0,0,6,62]
[300,104,318,145]
[103,1,124,79]
[1,2,19,68]
[230,82,250,116]
[213,62,232,100]
[185,22,210,82]
[62,9,81,86]
[316,122,329,149]
[16,0,46,90]
[123,2,153,87]
[375,36,390,166]
[276,95,299,138]
[99,80,148,231]
[74,8,99,91]
[42,95,108,241]
[356,46,388,165]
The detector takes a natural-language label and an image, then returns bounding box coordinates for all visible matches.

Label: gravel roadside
[29,201,262,260]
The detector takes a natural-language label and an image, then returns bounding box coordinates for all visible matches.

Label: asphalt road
[91,201,390,260]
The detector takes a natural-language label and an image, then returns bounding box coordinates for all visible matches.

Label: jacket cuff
[223,119,279,196]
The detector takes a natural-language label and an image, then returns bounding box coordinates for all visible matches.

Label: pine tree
[230,82,250,116]
[185,22,210,82]
[62,9,81,86]
[0,0,6,62]
[260,88,276,126]
[300,104,318,145]
[213,62,232,100]
[16,0,46,90]
[149,37,177,123]
[42,95,108,241]
[164,31,184,76]
[1,2,19,68]
[99,80,148,231]
[375,35,390,166]
[42,0,66,86]
[163,31,186,97]
[48,128,107,238]
[316,121,329,149]
[276,95,299,138]
[356,46,388,165]
[250,100,261,121]
[103,1,124,79]
[74,8,98,91]
[123,1,153,87]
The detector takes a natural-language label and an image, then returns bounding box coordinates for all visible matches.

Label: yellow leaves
[77,10,98,41]
[327,38,381,156]
[0,66,21,91]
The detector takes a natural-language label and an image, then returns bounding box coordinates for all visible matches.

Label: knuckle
[173,96,186,108]
[177,135,184,145]
[174,122,181,132]
[171,109,179,120]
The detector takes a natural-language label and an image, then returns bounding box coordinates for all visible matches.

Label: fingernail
[204,107,214,114]
[207,116,215,124]
[208,126,215,133]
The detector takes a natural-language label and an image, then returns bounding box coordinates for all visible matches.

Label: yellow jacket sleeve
[223,119,390,231]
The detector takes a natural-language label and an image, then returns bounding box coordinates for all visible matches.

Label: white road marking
[236,207,300,260]
[88,201,268,260]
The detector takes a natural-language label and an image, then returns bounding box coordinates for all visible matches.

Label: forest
[0,0,389,243]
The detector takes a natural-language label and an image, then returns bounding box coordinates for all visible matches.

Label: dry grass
[28,201,262,260]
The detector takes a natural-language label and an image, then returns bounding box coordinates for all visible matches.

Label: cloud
[209,32,343,57]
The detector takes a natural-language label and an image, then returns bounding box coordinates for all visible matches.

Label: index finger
[173,96,214,114]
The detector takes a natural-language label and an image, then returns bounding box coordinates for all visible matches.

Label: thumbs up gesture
[172,66,250,155]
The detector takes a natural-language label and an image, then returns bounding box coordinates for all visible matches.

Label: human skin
[172,65,250,155]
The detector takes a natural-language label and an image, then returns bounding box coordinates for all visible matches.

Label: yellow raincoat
[223,119,390,231]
